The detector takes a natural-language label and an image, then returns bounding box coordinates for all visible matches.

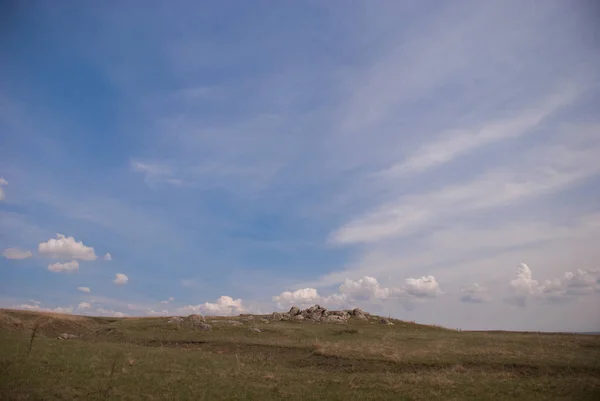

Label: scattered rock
[186,314,206,327]
[260,318,270,324]
[380,318,394,326]
[249,327,262,333]
[167,316,184,324]
[57,333,77,340]
[268,305,379,324]
[352,308,368,320]
[325,315,347,324]
[300,305,327,321]
[196,323,213,331]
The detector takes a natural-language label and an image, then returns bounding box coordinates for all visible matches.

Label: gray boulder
[249,327,262,333]
[196,323,213,331]
[380,318,394,326]
[271,312,283,321]
[325,315,347,324]
[289,306,300,316]
[167,316,184,324]
[292,314,305,321]
[186,314,206,324]
[260,318,270,323]
[352,308,368,320]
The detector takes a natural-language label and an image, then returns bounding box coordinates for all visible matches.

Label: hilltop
[1,307,599,400]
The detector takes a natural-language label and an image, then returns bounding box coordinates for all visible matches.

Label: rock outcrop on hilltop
[165,306,392,326]
[270,305,371,323]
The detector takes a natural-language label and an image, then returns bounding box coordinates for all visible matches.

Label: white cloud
[131,160,183,188]
[380,86,580,177]
[95,308,127,317]
[3,248,32,260]
[38,234,97,260]
[403,275,443,298]
[48,260,79,273]
[0,177,7,201]
[181,295,245,316]
[508,263,600,306]
[460,283,491,304]
[52,306,73,314]
[273,288,324,309]
[15,303,41,311]
[15,303,73,314]
[331,141,600,245]
[77,286,91,293]
[338,276,394,300]
[103,253,112,261]
[147,309,169,316]
[160,296,175,304]
[274,275,442,310]
[508,263,542,307]
[77,302,91,309]
[113,273,128,285]
[562,270,599,295]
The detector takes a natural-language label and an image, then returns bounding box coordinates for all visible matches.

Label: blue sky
[1,0,599,331]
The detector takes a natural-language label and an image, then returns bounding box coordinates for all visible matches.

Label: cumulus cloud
[338,276,394,300]
[96,308,127,317]
[508,263,600,306]
[52,306,74,314]
[0,177,7,201]
[15,303,41,311]
[77,286,91,293]
[77,302,91,309]
[562,270,599,295]
[48,260,79,273]
[403,276,443,297]
[460,283,491,304]
[273,288,323,308]
[274,275,443,310]
[103,253,112,261]
[181,296,245,316]
[113,273,128,285]
[15,303,73,314]
[160,297,175,304]
[3,248,32,260]
[508,263,542,307]
[147,309,169,316]
[38,234,97,260]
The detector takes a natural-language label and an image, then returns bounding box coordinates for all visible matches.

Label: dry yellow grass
[1,309,599,400]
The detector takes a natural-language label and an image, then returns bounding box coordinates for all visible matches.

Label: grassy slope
[1,309,599,400]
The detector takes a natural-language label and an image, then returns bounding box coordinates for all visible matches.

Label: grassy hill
[1,308,599,400]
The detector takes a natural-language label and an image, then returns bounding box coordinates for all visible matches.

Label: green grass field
[1,309,599,400]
